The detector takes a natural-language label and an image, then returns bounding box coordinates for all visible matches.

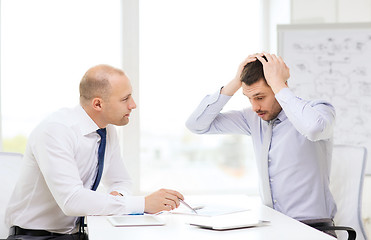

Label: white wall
[291,0,371,238]
[264,0,291,53]
[292,0,371,23]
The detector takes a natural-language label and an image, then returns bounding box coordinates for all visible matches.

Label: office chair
[0,152,23,239]
[322,144,368,240]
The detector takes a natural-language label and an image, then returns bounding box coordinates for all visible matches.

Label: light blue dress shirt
[186,87,337,221]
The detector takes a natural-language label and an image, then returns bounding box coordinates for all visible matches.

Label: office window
[139,0,262,194]
[0,0,122,152]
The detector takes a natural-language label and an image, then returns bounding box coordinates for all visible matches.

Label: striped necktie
[258,119,275,208]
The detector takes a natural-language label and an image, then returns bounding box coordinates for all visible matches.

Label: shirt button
[273,200,277,203]
[270,178,274,182]
[268,159,272,162]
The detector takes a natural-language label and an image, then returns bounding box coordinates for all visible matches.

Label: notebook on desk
[107,215,165,227]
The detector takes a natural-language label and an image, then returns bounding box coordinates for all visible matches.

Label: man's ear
[92,97,103,111]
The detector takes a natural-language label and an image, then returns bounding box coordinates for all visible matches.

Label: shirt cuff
[275,87,296,104]
[191,88,231,120]
[123,196,145,214]
[210,86,233,105]
[213,86,232,106]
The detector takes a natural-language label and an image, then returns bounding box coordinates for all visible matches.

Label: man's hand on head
[222,53,264,96]
[257,53,290,94]
[235,53,264,81]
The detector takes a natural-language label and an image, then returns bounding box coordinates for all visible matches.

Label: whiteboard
[277,23,371,174]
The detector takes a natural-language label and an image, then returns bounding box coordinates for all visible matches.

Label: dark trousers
[301,218,337,238]
[7,226,88,240]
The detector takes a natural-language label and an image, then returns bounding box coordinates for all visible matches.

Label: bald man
[6,65,183,240]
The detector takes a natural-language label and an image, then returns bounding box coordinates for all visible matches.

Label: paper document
[171,204,249,217]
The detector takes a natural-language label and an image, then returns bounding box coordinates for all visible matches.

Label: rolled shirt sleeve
[186,88,252,135]
[275,88,336,141]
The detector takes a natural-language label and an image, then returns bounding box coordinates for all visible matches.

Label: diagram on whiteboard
[279,25,371,170]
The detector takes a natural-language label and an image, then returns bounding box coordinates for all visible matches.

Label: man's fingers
[263,52,282,64]
[256,55,267,65]
[242,56,257,65]
[144,189,185,213]
[164,193,180,207]
[265,53,274,63]
[259,53,285,65]
[164,199,177,209]
[165,204,173,210]
[246,53,264,63]
[164,189,184,200]
[247,53,262,59]
[162,189,184,204]
[162,203,176,212]
[237,53,264,80]
[158,189,183,208]
[270,54,281,63]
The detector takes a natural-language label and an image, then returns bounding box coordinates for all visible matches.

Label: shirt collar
[263,110,287,126]
[276,110,287,123]
[75,105,100,136]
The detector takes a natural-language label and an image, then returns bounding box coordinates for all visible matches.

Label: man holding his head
[186,53,337,237]
[6,64,183,239]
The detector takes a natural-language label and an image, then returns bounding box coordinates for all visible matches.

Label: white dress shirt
[6,105,144,234]
[186,87,337,221]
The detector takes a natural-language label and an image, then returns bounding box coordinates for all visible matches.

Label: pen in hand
[179,199,198,214]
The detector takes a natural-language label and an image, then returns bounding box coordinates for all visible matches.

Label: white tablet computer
[107,215,165,227]
[188,218,269,230]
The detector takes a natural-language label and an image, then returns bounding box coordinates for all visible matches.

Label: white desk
[87,195,335,240]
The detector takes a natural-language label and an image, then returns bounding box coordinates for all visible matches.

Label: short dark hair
[240,56,267,85]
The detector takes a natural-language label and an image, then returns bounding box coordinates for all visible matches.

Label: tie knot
[96,128,107,139]
[269,118,280,126]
